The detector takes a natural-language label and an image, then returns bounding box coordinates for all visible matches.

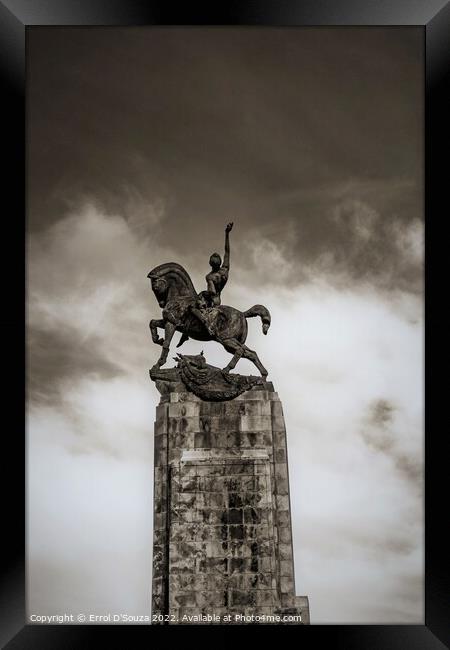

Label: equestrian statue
[148,223,271,379]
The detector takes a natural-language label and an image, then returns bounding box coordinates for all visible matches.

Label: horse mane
[147,262,198,298]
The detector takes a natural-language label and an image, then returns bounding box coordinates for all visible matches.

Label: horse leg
[155,321,177,368]
[222,338,245,373]
[222,338,268,378]
[149,319,165,346]
[241,344,268,378]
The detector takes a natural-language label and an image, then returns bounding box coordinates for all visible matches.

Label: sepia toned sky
[27,27,423,623]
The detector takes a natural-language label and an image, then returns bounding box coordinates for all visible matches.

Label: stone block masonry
[152,385,310,624]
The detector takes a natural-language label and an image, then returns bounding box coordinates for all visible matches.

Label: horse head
[148,274,169,307]
[148,262,198,308]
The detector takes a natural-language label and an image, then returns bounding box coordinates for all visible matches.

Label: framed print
[1,1,449,647]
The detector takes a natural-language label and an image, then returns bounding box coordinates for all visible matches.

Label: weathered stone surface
[151,385,309,624]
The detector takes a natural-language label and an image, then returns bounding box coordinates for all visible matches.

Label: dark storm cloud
[28,27,423,291]
[360,398,423,488]
[27,326,124,404]
[26,202,169,411]
[367,398,396,434]
[394,454,423,485]
[361,398,396,454]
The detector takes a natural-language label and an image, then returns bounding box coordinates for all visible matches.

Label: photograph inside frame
[26,26,424,625]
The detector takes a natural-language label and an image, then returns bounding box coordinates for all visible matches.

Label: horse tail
[243,305,271,335]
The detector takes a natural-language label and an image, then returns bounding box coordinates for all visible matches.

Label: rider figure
[190,222,233,337]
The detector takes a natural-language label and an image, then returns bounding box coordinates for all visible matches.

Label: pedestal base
[151,385,309,624]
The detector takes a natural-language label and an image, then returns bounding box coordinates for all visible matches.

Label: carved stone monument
[148,225,309,624]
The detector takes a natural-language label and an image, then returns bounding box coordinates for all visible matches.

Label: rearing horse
[148,262,271,377]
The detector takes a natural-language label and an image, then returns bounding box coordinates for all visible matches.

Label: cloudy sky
[26,27,424,624]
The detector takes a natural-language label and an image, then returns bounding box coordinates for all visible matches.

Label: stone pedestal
[151,384,310,624]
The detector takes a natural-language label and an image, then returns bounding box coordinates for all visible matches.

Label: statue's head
[209,253,221,271]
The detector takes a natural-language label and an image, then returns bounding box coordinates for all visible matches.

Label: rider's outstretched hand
[226,222,234,232]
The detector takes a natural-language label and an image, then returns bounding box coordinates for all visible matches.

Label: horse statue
[148,262,271,377]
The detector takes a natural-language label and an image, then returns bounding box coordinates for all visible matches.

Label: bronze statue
[148,223,271,378]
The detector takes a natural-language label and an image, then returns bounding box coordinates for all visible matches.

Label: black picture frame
[1,1,448,647]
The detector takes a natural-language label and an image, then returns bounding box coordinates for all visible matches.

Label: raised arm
[223,222,233,269]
